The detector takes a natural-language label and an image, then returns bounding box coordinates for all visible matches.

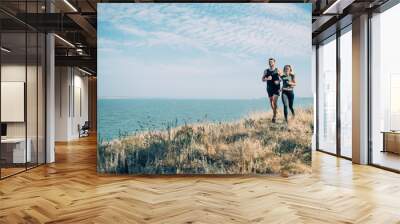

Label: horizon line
[98,96,314,100]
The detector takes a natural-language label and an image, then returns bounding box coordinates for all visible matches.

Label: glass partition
[0,2,46,179]
[0,31,28,177]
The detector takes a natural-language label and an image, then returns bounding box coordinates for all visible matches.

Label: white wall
[55,67,89,141]
[55,66,69,141]
[71,72,89,138]
[1,65,27,141]
[1,65,38,136]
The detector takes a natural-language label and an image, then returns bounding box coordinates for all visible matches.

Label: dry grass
[98,107,313,176]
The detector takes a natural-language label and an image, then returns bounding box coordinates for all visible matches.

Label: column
[352,14,369,164]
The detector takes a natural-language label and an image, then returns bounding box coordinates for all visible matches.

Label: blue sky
[98,3,312,99]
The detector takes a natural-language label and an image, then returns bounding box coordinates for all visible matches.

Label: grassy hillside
[98,107,313,176]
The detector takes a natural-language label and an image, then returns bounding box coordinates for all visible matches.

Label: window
[339,28,352,158]
[317,36,337,154]
[370,3,400,171]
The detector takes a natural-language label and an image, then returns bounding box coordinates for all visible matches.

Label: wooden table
[381,131,400,154]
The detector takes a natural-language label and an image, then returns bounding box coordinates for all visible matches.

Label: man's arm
[262,70,272,81]
[264,75,272,81]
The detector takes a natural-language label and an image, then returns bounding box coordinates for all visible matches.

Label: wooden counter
[382,131,400,154]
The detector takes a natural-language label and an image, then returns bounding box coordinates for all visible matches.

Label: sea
[98,98,313,141]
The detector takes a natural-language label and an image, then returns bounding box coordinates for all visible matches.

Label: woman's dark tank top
[282,73,295,91]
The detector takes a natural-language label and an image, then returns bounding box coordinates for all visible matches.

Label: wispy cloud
[98,4,311,58]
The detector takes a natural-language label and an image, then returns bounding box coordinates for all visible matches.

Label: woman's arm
[277,68,283,76]
[289,74,296,86]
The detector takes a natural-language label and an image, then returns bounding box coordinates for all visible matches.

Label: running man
[262,58,282,123]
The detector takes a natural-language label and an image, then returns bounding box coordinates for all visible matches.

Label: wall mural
[97,3,313,175]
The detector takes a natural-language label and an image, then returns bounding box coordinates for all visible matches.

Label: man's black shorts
[267,86,280,97]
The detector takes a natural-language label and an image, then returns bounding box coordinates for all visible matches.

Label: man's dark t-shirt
[263,68,281,96]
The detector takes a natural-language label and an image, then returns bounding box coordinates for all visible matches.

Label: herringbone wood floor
[1,135,400,224]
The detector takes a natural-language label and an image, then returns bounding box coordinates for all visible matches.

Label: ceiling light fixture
[322,0,356,15]
[54,34,75,48]
[78,67,93,76]
[63,0,78,12]
[76,48,85,55]
[1,47,11,53]
[322,0,344,15]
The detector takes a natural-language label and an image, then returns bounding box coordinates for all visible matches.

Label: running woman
[281,65,296,123]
